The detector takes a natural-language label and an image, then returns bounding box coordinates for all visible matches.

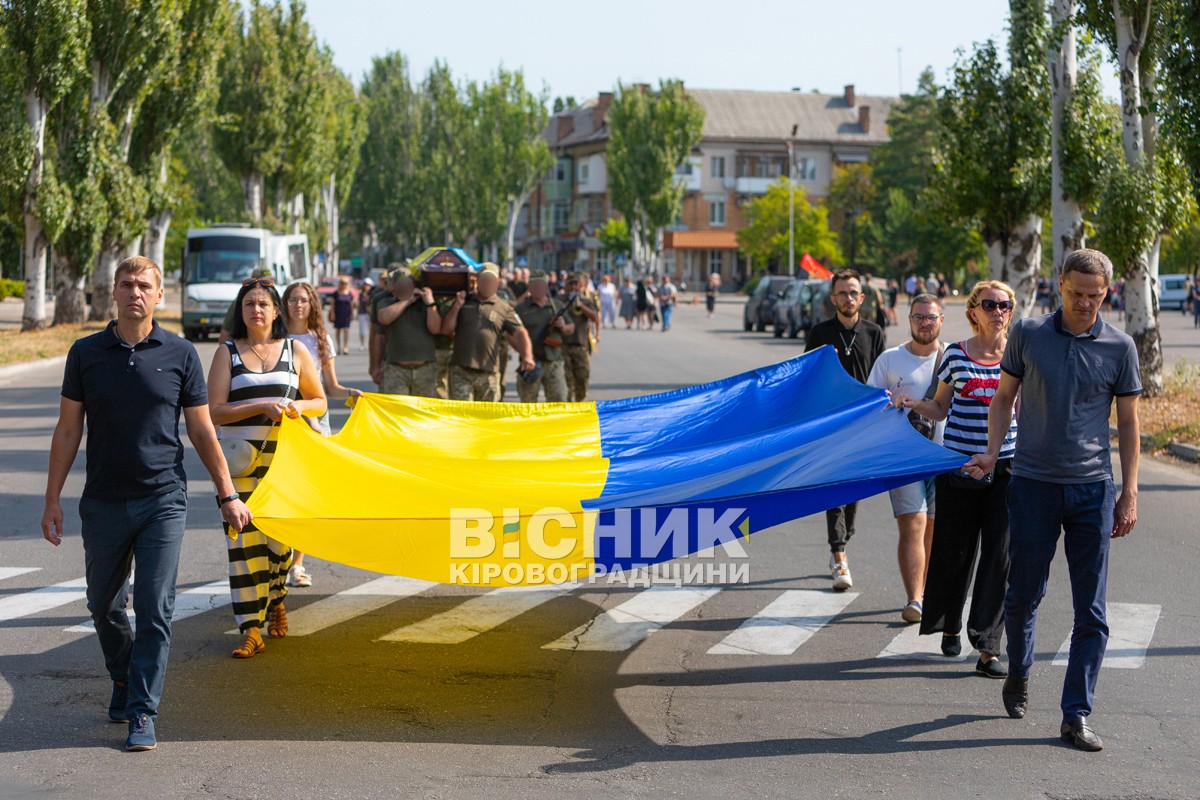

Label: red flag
[800,253,833,280]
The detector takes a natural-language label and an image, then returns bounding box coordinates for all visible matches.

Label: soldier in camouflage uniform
[514,272,571,403]
[441,264,535,401]
[561,272,600,402]
[371,270,442,397]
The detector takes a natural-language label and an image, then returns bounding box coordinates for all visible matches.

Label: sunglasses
[242,277,275,288]
[978,298,1014,312]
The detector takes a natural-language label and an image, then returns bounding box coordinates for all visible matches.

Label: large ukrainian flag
[246,347,964,585]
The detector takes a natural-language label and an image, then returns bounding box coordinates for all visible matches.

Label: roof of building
[689,88,894,145]
[544,87,896,150]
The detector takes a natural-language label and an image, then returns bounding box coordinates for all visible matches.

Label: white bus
[181,225,311,340]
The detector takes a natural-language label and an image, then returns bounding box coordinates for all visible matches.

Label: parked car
[743,275,794,332]
[773,278,833,338]
[1159,273,1189,311]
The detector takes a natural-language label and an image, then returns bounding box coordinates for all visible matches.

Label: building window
[578,161,589,183]
[709,250,723,274]
[597,250,609,273]
[711,156,725,179]
[552,203,571,231]
[795,157,818,182]
[709,199,726,226]
[553,160,569,182]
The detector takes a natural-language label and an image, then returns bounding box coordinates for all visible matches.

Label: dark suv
[743,275,794,332]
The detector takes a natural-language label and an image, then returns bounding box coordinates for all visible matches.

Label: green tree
[607,80,704,275]
[736,179,842,271]
[130,0,233,273]
[596,217,631,256]
[928,0,1050,317]
[866,68,985,283]
[1160,0,1200,206]
[345,51,424,264]
[2,0,88,329]
[827,162,876,270]
[317,65,364,271]
[1080,0,1196,394]
[215,0,287,222]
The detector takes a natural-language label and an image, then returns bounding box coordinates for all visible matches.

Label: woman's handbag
[221,341,296,478]
[907,344,945,440]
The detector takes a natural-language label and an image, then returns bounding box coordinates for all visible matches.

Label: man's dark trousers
[79,486,187,720]
[1005,476,1114,717]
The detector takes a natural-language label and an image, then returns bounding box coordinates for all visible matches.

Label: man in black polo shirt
[804,268,886,591]
[42,256,252,752]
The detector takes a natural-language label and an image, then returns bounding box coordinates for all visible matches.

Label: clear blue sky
[304,0,1121,100]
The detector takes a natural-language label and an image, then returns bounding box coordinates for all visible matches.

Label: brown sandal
[232,629,266,659]
[268,602,288,638]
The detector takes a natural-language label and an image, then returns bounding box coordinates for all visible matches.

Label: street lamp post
[787,124,797,277]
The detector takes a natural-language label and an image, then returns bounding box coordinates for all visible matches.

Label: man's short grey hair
[1062,248,1114,285]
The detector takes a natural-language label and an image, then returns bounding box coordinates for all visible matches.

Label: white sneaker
[830,556,853,591]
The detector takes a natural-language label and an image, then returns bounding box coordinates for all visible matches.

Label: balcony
[734,177,776,195]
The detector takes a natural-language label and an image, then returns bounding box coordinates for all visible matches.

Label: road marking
[0,567,41,583]
[0,577,88,624]
[379,583,577,644]
[64,581,231,633]
[543,585,721,652]
[1053,602,1161,669]
[226,576,437,637]
[877,600,974,662]
[707,590,859,655]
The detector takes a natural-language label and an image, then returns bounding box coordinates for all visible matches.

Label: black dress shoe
[1002,676,1028,719]
[1060,715,1104,752]
[975,656,1008,678]
[941,633,961,657]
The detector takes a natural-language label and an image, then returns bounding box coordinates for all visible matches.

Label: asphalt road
[1,296,1198,800]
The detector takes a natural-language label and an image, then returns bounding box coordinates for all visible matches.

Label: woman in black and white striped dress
[207,277,326,658]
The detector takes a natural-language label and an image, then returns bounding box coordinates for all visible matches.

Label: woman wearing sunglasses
[895,280,1019,678]
[206,277,327,658]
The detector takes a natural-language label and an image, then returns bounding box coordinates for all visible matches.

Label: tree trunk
[53,252,87,325]
[986,218,1042,320]
[1049,0,1084,312]
[1113,1,1162,395]
[21,91,48,331]
[241,172,264,222]
[1122,246,1162,395]
[145,209,173,271]
[287,191,304,234]
[89,246,120,321]
[322,172,339,275]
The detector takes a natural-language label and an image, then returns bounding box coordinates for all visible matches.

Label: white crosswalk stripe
[708,590,858,656]
[0,567,41,582]
[543,585,721,652]
[64,581,231,633]
[230,576,437,637]
[0,576,88,624]
[1053,602,1161,669]
[876,600,974,662]
[379,582,577,644]
[0,562,1169,668]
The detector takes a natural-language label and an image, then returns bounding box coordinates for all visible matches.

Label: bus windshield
[185,236,263,284]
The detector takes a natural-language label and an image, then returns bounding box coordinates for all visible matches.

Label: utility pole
[787,123,798,276]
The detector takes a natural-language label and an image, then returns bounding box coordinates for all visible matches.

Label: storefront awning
[663,231,739,251]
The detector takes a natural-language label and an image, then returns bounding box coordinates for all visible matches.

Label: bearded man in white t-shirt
[867,293,945,624]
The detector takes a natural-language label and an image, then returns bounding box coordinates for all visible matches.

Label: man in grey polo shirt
[966,249,1141,752]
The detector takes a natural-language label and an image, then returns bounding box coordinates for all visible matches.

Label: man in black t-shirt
[804,268,886,591]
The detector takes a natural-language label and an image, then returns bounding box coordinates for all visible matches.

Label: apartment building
[525,84,894,285]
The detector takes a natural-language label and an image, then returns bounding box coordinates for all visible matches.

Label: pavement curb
[1109,424,1199,463]
[0,354,66,383]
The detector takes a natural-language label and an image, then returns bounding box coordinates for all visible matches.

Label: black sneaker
[941,633,961,657]
[126,714,157,752]
[108,681,128,723]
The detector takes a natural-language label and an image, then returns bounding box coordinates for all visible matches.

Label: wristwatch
[217,493,240,507]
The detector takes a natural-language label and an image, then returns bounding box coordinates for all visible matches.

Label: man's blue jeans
[79,486,187,720]
[1005,475,1114,718]
[661,304,673,330]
